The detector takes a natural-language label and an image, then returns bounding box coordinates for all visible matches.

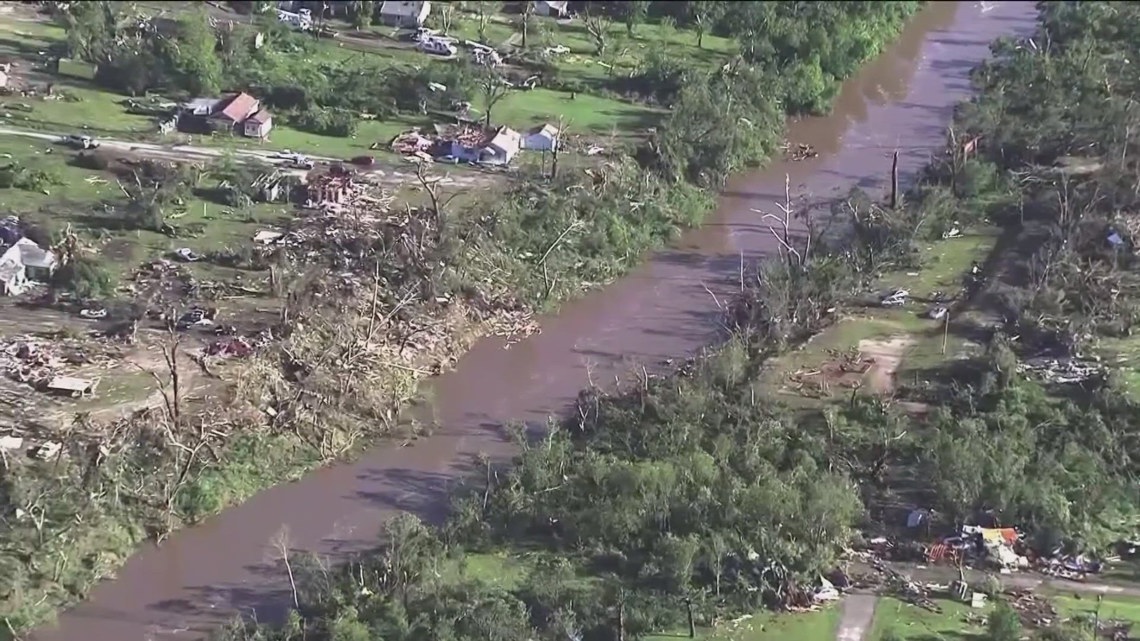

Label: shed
[522,123,559,152]
[533,0,569,18]
[244,109,273,138]
[47,376,99,397]
[481,126,521,165]
[379,1,431,27]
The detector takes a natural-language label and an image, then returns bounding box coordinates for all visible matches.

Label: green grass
[644,606,841,641]
[486,87,665,135]
[868,597,986,640]
[1,139,289,275]
[1054,594,1140,626]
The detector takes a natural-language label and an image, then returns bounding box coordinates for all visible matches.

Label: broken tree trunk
[890,150,900,209]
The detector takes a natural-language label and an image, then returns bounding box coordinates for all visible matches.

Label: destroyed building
[0,237,58,296]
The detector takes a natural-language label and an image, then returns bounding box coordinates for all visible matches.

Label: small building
[378,1,431,27]
[522,123,559,152]
[11,237,57,280]
[481,126,521,166]
[0,237,56,295]
[244,109,273,138]
[47,376,99,398]
[211,92,261,132]
[533,0,570,18]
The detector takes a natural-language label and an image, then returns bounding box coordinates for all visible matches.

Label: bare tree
[473,0,502,43]
[754,174,810,267]
[517,0,535,48]
[480,68,510,128]
[582,5,610,55]
[271,526,300,609]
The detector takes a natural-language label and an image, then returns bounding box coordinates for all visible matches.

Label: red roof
[215,92,258,122]
[247,109,271,124]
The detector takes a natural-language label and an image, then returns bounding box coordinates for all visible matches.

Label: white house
[0,238,57,296]
[379,1,431,28]
[533,0,570,18]
[522,123,559,152]
[243,109,273,138]
[481,127,522,165]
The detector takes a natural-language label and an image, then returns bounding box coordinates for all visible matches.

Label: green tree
[350,0,375,29]
[51,256,117,301]
[160,10,223,96]
[473,0,503,43]
[624,0,649,36]
[685,1,723,49]
[987,600,1022,641]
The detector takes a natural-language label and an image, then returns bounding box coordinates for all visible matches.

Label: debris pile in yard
[1006,588,1058,627]
[1017,356,1103,384]
[787,348,875,397]
[130,258,199,307]
[0,335,121,390]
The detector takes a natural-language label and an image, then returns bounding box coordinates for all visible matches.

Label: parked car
[61,134,100,150]
[79,308,107,320]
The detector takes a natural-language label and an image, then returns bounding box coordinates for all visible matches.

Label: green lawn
[644,606,841,641]
[1054,594,1140,626]
[486,87,665,135]
[869,598,986,640]
[1,139,289,276]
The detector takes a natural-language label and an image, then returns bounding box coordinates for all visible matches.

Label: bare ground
[858,336,914,395]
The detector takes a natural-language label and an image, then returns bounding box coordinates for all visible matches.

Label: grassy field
[868,598,985,640]
[758,230,999,403]
[0,0,740,158]
[1,136,289,276]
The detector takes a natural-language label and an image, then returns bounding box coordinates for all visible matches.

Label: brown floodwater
[26,2,1038,639]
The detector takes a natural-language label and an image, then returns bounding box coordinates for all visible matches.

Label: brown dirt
[785,335,915,399]
[857,336,914,394]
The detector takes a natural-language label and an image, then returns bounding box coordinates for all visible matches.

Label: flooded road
[27,2,1039,639]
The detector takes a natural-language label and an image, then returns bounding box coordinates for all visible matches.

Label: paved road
[0,126,491,188]
[837,594,879,641]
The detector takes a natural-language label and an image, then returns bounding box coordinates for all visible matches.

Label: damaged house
[178,92,274,139]
[448,125,522,166]
[0,237,58,296]
[378,1,431,27]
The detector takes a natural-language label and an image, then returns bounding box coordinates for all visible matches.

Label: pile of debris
[1017,356,1104,384]
[1006,588,1058,628]
[782,141,819,162]
[787,348,875,397]
[130,258,199,305]
[0,335,119,391]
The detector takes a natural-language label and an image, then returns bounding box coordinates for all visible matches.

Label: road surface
[0,126,491,189]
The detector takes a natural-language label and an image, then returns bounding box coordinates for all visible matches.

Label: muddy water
[27,3,1037,639]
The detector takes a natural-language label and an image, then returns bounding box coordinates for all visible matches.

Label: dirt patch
[783,335,915,399]
[858,336,914,394]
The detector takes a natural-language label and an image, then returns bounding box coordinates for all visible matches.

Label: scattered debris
[782,141,818,161]
[174,247,201,262]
